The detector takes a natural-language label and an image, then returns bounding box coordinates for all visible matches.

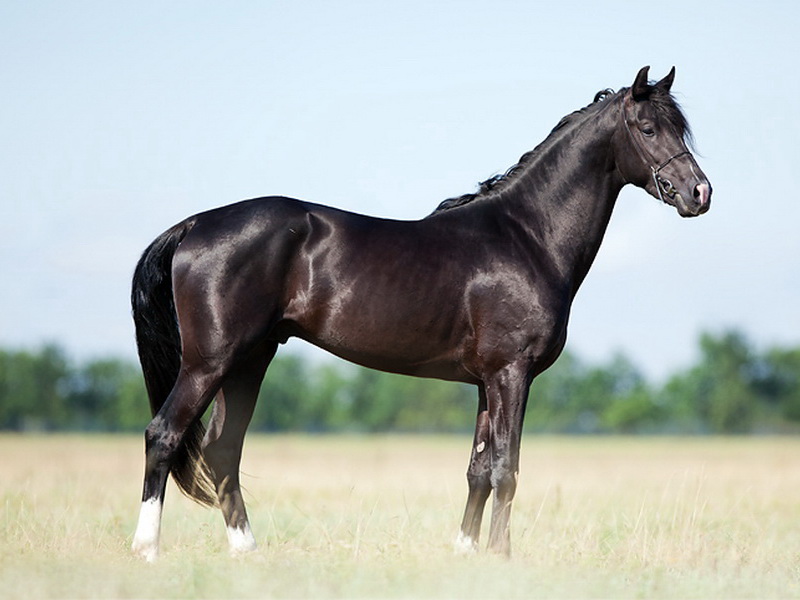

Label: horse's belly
[284,295,476,383]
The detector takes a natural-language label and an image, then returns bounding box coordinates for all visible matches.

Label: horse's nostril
[693,183,711,206]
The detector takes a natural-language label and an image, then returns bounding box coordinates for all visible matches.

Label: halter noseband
[621,101,691,204]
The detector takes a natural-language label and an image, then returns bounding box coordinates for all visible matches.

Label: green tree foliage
[64,359,150,431]
[0,345,69,430]
[344,367,473,432]
[0,348,150,431]
[747,345,800,429]
[250,361,473,433]
[528,352,660,433]
[3,330,800,434]
[658,331,764,433]
[251,355,313,432]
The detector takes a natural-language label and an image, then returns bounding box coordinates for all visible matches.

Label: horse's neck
[500,107,624,294]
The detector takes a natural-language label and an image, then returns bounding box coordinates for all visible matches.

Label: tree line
[1,329,800,434]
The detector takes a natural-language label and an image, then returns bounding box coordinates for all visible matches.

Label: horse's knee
[490,464,518,499]
[466,466,492,497]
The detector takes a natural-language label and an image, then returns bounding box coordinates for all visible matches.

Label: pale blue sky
[1,1,798,380]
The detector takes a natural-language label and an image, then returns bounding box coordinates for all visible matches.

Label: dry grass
[2,434,800,598]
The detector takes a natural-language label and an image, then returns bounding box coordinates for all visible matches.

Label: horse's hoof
[132,539,159,563]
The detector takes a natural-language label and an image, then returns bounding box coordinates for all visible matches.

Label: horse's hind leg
[132,367,223,562]
[202,343,276,555]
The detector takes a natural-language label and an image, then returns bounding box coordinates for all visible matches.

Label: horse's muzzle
[676,181,712,217]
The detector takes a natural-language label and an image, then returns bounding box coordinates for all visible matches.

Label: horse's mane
[430,84,691,215]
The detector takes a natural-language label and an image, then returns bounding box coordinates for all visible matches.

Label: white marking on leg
[454,531,478,555]
[227,523,257,555]
[132,498,162,563]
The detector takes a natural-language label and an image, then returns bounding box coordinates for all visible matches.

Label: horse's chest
[465,275,568,363]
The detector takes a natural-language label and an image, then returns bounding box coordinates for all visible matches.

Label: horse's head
[614,66,711,217]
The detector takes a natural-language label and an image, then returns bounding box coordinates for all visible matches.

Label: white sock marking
[227,523,257,555]
[132,498,162,562]
[454,531,478,554]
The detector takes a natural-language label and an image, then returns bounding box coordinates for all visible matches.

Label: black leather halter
[621,102,691,204]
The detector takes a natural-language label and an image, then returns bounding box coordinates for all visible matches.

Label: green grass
[2,434,800,598]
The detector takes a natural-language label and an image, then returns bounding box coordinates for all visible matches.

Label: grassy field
[2,434,800,599]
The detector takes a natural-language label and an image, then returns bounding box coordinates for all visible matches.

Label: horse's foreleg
[485,365,531,557]
[457,386,491,553]
[202,344,275,555]
[132,369,221,562]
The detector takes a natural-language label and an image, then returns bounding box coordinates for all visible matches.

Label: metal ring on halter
[652,169,672,203]
[652,150,690,202]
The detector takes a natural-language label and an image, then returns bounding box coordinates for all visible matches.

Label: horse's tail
[131,220,217,507]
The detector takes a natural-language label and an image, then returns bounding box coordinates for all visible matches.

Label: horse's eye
[641,126,655,137]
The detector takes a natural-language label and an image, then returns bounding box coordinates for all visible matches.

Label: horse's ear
[631,66,650,101]
[656,66,676,92]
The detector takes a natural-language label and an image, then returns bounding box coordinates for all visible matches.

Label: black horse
[131,67,711,561]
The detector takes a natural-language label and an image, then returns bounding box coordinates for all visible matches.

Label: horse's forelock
[649,87,695,150]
